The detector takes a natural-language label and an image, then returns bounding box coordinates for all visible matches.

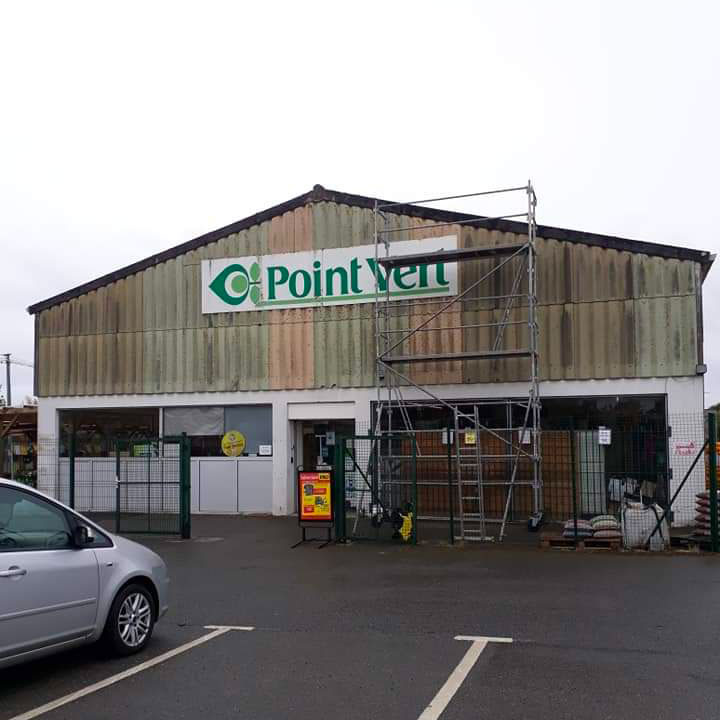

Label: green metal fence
[553,414,719,551]
[67,434,191,538]
[705,413,718,553]
[334,434,417,543]
[331,415,720,552]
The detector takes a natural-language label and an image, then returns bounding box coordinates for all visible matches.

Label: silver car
[0,478,169,669]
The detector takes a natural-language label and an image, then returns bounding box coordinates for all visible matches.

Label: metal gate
[334,434,417,543]
[68,435,191,538]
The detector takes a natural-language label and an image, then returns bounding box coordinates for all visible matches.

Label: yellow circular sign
[221,431,246,457]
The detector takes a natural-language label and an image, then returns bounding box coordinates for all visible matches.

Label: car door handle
[0,566,27,578]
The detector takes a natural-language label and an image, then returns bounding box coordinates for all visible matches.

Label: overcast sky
[1,0,719,405]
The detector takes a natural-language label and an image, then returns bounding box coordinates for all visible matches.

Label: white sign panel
[673,441,698,456]
[201,236,458,314]
[441,430,454,445]
[598,427,612,445]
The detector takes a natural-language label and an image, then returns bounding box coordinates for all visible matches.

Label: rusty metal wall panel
[461,307,530,384]
[536,238,573,306]
[269,309,314,390]
[311,202,464,388]
[568,244,633,303]
[404,294,463,386]
[634,294,698,377]
[37,337,48,396]
[540,303,573,379]
[457,224,530,386]
[310,202,377,389]
[632,254,696,298]
[312,305,375,389]
[459,225,528,309]
[570,300,636,380]
[391,217,465,386]
[35,200,703,396]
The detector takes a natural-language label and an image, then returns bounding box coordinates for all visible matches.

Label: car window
[0,486,72,551]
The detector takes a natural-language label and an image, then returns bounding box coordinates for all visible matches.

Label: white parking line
[8,625,254,720]
[417,635,513,720]
[204,625,255,631]
[454,635,513,644]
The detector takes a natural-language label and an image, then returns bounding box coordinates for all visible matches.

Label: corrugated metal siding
[36,201,701,396]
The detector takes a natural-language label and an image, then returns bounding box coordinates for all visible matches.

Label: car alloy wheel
[117,592,152,648]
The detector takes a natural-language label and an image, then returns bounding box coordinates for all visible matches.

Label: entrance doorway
[298,420,355,470]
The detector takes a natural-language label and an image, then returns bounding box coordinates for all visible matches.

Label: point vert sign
[201,236,458,314]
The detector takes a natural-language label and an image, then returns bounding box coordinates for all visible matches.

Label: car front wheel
[104,583,156,656]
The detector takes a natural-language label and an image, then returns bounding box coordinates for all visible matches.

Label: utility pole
[2,354,10,407]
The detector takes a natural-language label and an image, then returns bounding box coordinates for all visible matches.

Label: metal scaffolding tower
[372,183,541,542]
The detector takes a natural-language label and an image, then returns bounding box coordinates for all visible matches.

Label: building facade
[28,186,714,525]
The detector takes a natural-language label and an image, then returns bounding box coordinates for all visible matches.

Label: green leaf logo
[209,262,261,306]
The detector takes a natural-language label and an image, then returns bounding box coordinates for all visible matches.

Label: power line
[0,355,33,368]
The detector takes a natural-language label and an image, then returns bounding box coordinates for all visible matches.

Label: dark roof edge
[316,187,715,271]
[27,187,316,314]
[28,184,714,314]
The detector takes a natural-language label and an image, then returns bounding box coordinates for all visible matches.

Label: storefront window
[161,405,272,457]
[374,403,508,432]
[535,395,666,431]
[59,408,160,457]
[163,407,224,436]
[223,406,273,456]
[375,395,667,434]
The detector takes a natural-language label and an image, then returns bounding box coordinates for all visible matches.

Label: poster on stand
[298,471,333,524]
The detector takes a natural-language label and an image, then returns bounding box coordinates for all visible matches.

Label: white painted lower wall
[191,457,272,514]
[37,374,705,525]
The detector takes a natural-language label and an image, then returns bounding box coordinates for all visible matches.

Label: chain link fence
[543,427,669,548]
[338,413,719,551]
[34,435,191,537]
[336,434,417,543]
[28,411,720,551]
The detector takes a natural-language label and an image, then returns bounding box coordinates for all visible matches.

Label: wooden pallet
[671,534,709,551]
[582,537,622,551]
[540,535,578,550]
[540,534,621,551]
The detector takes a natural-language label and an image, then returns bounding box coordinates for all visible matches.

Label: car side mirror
[73,525,94,547]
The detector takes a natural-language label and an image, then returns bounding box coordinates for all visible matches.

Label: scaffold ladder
[454,405,492,542]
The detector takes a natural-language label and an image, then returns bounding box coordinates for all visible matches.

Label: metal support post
[411,436,418,545]
[334,440,346,542]
[69,432,76,509]
[447,425,454,545]
[3,354,10,407]
[115,440,121,534]
[570,428,579,545]
[180,433,192,539]
[709,413,718,552]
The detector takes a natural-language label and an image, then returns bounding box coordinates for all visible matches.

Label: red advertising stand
[292,469,334,548]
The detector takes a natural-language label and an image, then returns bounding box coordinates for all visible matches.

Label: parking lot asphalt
[2,516,720,720]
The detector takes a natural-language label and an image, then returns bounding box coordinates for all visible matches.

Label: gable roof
[27,184,715,314]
